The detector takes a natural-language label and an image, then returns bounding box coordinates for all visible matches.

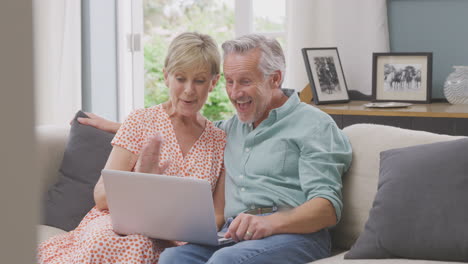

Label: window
[236,0,287,48]
[117,0,287,121]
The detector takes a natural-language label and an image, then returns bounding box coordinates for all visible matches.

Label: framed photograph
[302,47,349,104]
[372,52,432,103]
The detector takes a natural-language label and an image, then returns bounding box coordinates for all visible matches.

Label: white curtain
[34,0,81,125]
[284,0,390,98]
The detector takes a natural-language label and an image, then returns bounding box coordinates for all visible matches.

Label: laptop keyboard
[217,231,227,238]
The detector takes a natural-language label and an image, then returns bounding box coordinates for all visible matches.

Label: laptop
[101,169,233,246]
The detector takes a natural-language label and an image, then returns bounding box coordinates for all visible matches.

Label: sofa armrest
[35,125,69,193]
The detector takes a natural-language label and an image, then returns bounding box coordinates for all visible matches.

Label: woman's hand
[77,112,121,134]
[157,239,179,248]
[95,134,171,210]
[134,134,171,174]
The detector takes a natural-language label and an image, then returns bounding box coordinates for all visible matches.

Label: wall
[388,0,468,99]
[0,0,38,263]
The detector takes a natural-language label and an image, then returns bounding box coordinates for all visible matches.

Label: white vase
[443,66,468,104]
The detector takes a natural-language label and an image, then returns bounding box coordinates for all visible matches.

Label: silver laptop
[102,169,233,246]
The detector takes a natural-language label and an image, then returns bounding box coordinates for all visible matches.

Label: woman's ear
[209,74,221,92]
[163,68,169,87]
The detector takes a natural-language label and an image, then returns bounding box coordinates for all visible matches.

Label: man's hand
[134,134,171,174]
[224,213,274,242]
[77,112,121,134]
[225,198,337,239]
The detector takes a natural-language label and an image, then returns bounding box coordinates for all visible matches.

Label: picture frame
[302,47,349,105]
[372,52,432,103]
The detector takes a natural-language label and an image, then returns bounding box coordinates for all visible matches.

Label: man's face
[223,49,273,126]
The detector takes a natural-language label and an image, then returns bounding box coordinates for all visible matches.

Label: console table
[311,101,468,136]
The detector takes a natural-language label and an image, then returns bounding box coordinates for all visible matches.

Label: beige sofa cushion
[332,124,464,250]
[36,125,69,194]
[312,252,466,264]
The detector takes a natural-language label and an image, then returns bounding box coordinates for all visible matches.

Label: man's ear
[270,70,282,88]
[163,68,169,87]
[209,74,221,92]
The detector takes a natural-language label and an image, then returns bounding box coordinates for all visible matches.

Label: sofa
[36,123,467,263]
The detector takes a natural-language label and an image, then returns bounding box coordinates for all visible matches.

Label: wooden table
[310,101,468,136]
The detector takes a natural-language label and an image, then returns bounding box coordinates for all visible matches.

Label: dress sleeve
[111,108,147,155]
[298,122,352,223]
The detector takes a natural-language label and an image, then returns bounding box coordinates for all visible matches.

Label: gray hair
[221,34,285,86]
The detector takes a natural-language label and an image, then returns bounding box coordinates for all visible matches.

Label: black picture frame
[372,52,432,103]
[302,47,349,105]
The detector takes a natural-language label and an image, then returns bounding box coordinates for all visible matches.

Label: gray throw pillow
[42,111,115,231]
[345,138,468,262]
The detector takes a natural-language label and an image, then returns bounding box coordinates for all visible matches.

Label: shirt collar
[247,89,300,128]
[269,89,300,122]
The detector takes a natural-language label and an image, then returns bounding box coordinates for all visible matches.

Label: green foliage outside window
[144,35,169,108]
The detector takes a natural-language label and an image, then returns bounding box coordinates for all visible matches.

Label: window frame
[116,0,144,121]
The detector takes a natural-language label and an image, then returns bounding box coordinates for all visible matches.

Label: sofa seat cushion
[311,252,466,264]
[37,225,67,245]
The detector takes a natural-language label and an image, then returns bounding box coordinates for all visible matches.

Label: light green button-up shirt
[216,92,352,222]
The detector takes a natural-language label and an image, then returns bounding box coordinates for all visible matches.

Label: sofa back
[332,124,464,250]
[36,125,69,194]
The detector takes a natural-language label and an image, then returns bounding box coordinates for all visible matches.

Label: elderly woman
[38,32,226,264]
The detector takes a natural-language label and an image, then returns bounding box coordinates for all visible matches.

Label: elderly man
[80,34,352,264]
[157,34,352,263]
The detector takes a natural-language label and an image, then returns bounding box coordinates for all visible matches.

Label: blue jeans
[159,220,331,264]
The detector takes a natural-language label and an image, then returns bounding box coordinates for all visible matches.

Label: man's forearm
[77,114,122,134]
[266,197,337,235]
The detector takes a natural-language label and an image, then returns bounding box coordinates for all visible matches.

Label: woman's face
[164,67,219,117]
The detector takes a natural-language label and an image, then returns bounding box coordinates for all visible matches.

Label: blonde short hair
[164,32,220,77]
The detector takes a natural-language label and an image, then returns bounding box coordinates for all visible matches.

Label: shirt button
[250,205,255,209]
[239,174,244,179]
[245,148,250,153]
[241,187,245,192]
